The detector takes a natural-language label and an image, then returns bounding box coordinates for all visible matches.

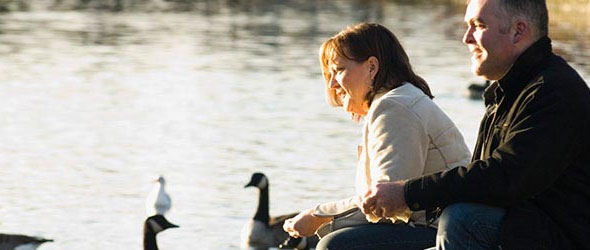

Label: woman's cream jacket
[313,83,471,230]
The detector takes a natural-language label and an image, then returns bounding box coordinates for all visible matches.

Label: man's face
[463,0,515,80]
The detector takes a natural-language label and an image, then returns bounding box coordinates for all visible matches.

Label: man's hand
[283,208,332,238]
[361,180,409,218]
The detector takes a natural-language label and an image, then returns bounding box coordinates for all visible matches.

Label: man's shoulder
[539,54,586,86]
[525,54,588,100]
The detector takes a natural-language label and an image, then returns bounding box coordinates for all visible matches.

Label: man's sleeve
[404,80,586,211]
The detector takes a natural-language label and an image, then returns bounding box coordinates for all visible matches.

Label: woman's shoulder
[379,82,428,103]
[368,83,450,125]
[366,84,422,123]
[370,83,431,113]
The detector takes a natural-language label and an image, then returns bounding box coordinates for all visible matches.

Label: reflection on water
[0,1,588,249]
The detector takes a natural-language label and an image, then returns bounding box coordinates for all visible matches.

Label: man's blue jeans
[316,223,436,250]
[316,203,505,250]
[427,203,506,250]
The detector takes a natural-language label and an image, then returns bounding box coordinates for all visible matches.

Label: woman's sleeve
[312,195,361,217]
[368,99,430,183]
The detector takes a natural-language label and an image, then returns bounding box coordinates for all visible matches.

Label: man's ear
[368,56,379,79]
[513,19,529,44]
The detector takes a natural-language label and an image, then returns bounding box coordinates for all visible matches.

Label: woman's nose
[329,75,339,88]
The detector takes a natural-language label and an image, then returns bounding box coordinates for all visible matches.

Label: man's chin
[473,69,499,81]
[472,65,490,79]
[472,63,504,80]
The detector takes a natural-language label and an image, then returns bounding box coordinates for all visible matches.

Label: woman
[282,23,471,249]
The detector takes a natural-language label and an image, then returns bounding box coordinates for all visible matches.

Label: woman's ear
[368,56,379,80]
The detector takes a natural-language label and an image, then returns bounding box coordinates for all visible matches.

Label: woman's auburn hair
[319,22,433,108]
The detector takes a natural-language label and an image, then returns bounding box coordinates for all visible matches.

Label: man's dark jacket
[404,37,590,249]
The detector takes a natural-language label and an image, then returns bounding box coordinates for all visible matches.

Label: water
[0,1,588,249]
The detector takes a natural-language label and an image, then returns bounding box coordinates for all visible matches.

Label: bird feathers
[146,176,171,216]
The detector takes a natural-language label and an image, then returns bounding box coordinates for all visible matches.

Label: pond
[0,1,588,249]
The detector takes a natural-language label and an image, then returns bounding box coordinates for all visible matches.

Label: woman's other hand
[283,208,332,238]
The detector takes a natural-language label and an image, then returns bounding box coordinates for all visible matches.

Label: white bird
[146,176,171,216]
[0,233,53,250]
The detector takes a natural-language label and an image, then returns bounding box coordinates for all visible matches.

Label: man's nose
[462,27,475,45]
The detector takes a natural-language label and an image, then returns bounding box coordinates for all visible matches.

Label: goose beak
[244,180,255,188]
[165,221,179,229]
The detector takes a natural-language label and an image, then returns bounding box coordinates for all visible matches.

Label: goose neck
[253,186,270,225]
[143,226,158,250]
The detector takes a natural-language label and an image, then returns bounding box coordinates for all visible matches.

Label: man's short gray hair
[497,0,549,38]
[467,0,549,38]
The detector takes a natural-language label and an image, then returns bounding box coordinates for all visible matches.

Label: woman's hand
[283,208,332,238]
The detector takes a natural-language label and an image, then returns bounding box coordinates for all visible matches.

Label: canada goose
[143,214,179,250]
[0,233,53,250]
[241,172,318,250]
[146,176,171,216]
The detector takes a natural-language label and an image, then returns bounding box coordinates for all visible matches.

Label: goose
[0,233,53,250]
[146,176,171,216]
[143,214,179,250]
[241,172,318,250]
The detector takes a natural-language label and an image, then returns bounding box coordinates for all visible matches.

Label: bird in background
[466,80,491,100]
[143,214,179,250]
[241,172,318,250]
[146,175,171,216]
[0,233,53,250]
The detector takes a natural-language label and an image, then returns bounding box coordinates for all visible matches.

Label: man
[362,0,590,249]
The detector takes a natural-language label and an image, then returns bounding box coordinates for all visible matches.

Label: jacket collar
[497,36,553,97]
[483,36,553,105]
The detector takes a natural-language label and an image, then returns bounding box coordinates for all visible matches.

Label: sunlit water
[0,1,588,249]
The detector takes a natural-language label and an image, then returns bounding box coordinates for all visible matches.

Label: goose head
[244,172,271,225]
[0,233,53,250]
[144,214,179,234]
[143,215,178,250]
[244,172,268,190]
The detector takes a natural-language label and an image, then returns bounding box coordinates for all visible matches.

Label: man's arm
[405,79,586,211]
